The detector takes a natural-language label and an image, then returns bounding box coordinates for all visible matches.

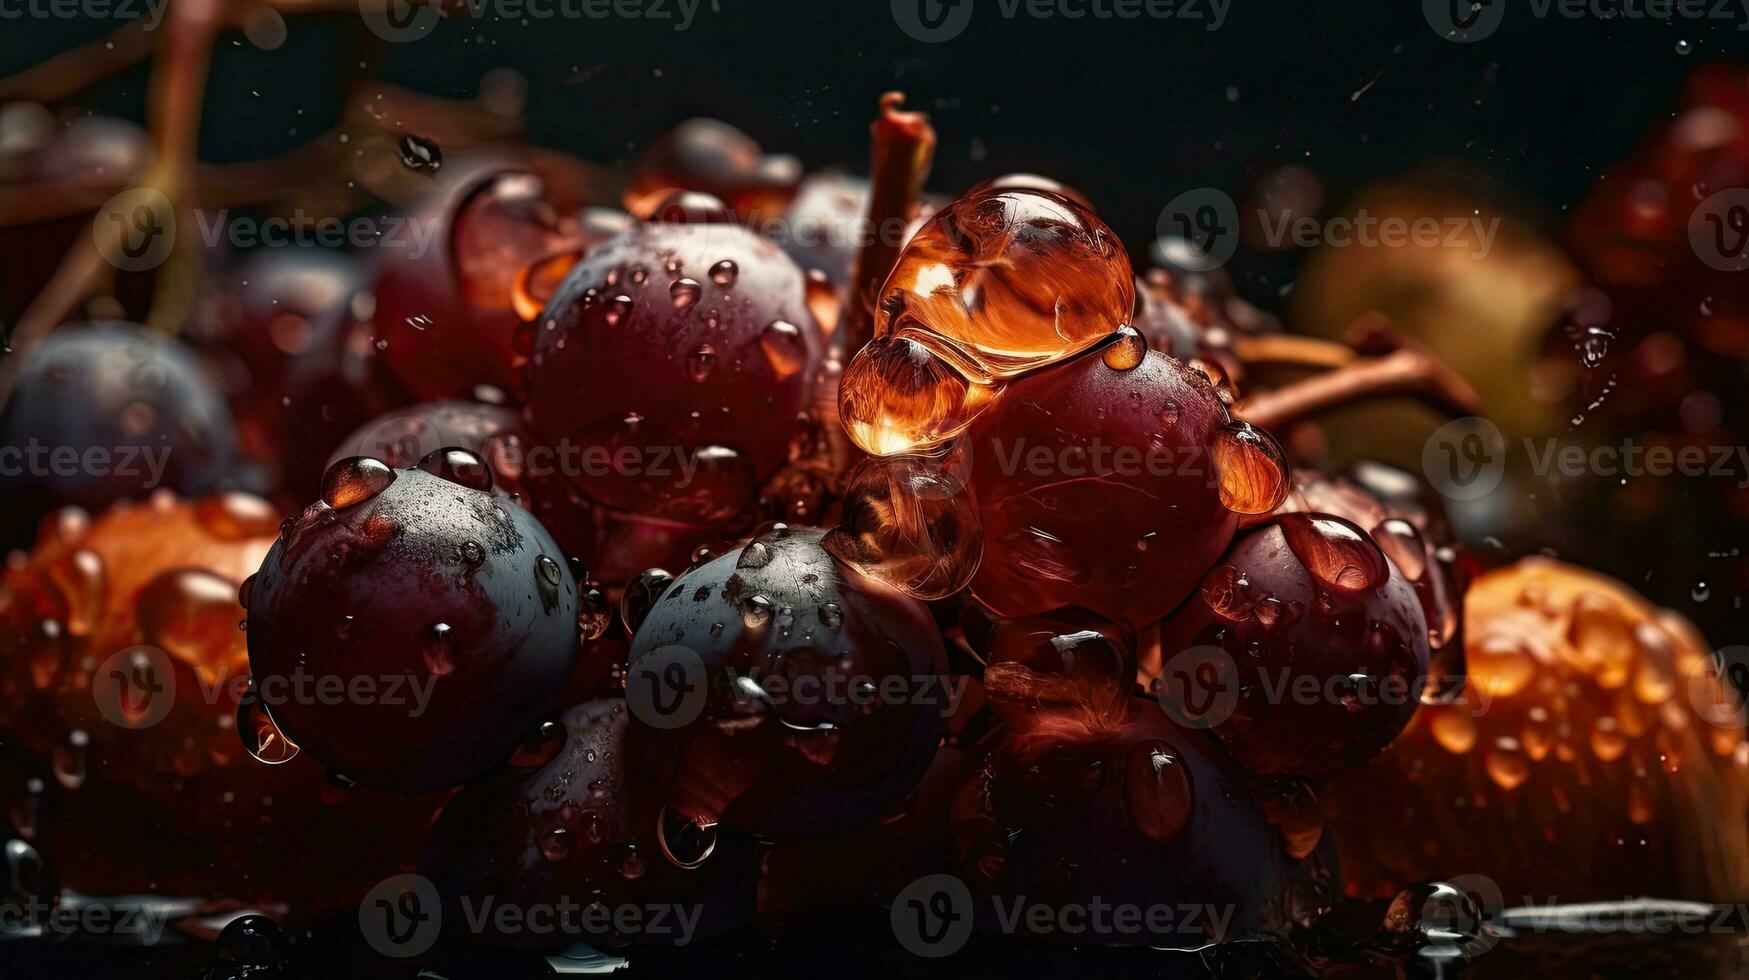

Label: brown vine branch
[1233,344,1483,432]
[844,92,934,356]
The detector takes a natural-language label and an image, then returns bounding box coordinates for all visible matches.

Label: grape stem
[844,92,935,356]
[1234,343,1482,431]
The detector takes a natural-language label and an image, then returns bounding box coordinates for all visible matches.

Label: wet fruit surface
[625,528,947,838]
[525,220,825,528]
[1327,559,1749,904]
[1155,514,1431,778]
[244,457,581,791]
[423,698,758,947]
[0,323,241,546]
[965,349,1249,626]
[950,700,1334,945]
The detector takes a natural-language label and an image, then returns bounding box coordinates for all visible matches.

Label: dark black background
[4,0,1743,285]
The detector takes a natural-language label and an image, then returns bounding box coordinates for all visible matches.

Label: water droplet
[669,278,702,309]
[1211,422,1289,515]
[708,259,738,287]
[1676,39,1692,55]
[757,320,808,380]
[139,567,244,668]
[579,588,612,641]
[1485,737,1529,790]
[621,569,673,637]
[1372,518,1427,580]
[511,720,566,768]
[417,447,493,492]
[737,541,772,570]
[1101,325,1147,371]
[604,294,635,327]
[51,730,88,790]
[540,828,571,861]
[320,457,395,509]
[1123,743,1191,844]
[238,685,299,765]
[45,549,104,637]
[685,344,717,382]
[423,623,456,677]
[740,594,774,629]
[461,541,486,566]
[1278,513,1388,592]
[397,133,442,172]
[657,805,718,869]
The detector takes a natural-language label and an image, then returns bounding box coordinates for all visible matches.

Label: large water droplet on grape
[824,453,982,600]
[417,447,493,492]
[1211,422,1289,515]
[320,456,395,509]
[1278,513,1388,592]
[1101,325,1147,371]
[839,336,1001,456]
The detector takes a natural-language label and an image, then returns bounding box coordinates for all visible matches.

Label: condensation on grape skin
[1276,513,1388,593]
[838,335,1002,457]
[1210,422,1289,516]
